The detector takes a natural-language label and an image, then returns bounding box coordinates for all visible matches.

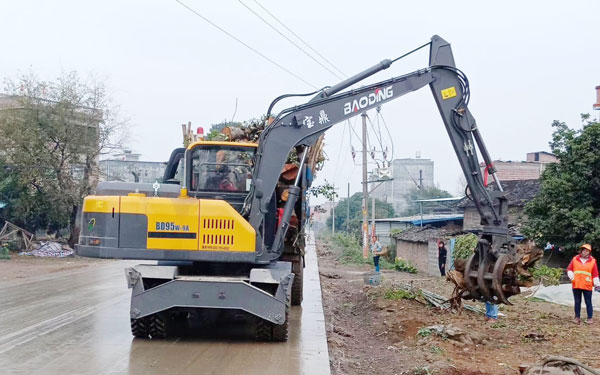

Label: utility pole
[346,182,350,232]
[331,188,335,234]
[371,196,376,239]
[361,113,369,259]
[419,169,423,227]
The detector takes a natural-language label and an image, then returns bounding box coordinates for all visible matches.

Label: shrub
[453,233,478,260]
[395,258,418,273]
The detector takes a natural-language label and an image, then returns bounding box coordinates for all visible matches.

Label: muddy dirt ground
[317,237,600,375]
[0,254,111,281]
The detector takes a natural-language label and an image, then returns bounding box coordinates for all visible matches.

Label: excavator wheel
[148,313,170,339]
[291,255,304,306]
[256,294,290,341]
[255,313,289,342]
[271,312,289,342]
[131,317,150,338]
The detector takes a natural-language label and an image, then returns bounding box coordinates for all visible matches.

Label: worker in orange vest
[567,244,600,324]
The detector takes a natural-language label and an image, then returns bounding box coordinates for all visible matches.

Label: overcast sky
[2,0,599,205]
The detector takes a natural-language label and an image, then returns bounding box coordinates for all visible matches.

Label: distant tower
[594,85,600,111]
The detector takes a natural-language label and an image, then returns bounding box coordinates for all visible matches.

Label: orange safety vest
[572,256,597,291]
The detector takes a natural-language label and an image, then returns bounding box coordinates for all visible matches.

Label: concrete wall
[396,238,450,276]
[396,240,428,274]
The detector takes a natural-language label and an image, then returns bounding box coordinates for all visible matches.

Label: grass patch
[430,345,444,355]
[411,366,432,375]
[384,288,416,300]
[323,232,395,269]
[417,327,432,338]
[528,297,546,303]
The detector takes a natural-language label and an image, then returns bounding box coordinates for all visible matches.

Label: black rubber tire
[271,312,289,342]
[131,317,149,338]
[149,314,169,339]
[291,256,304,306]
[255,318,272,341]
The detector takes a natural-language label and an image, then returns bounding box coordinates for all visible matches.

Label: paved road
[0,238,329,375]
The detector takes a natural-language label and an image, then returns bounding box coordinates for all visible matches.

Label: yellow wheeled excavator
[76,35,534,341]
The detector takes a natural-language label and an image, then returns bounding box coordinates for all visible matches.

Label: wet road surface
[0,237,330,375]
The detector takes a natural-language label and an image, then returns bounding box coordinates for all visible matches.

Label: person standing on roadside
[567,244,600,324]
[371,235,383,273]
[438,241,448,277]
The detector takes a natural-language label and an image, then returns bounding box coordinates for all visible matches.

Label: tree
[523,116,600,251]
[0,71,126,243]
[401,186,452,216]
[326,192,395,234]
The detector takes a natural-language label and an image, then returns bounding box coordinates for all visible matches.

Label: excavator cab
[162,141,257,213]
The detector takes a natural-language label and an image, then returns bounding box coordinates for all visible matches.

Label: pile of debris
[19,242,74,258]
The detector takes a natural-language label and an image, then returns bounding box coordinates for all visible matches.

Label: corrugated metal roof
[375,214,463,224]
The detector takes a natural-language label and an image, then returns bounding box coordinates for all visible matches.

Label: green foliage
[524,116,600,252]
[326,192,395,234]
[417,327,432,338]
[530,264,563,286]
[325,232,395,269]
[430,345,444,355]
[0,246,10,260]
[390,228,404,237]
[411,367,432,375]
[401,186,452,216]
[384,288,416,300]
[0,71,125,236]
[308,180,338,201]
[394,258,418,273]
[453,233,478,260]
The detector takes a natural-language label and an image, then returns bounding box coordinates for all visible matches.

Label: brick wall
[494,162,543,181]
[526,152,558,163]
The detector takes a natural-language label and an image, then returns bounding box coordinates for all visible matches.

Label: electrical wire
[377,108,395,161]
[175,0,317,89]
[331,121,347,182]
[238,0,344,80]
[252,0,347,78]
[366,115,384,155]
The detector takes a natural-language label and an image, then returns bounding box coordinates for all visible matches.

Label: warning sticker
[441,86,457,100]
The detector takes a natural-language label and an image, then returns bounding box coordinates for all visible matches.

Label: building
[99,151,166,183]
[482,152,557,181]
[370,157,434,214]
[374,213,463,246]
[393,226,464,275]
[457,179,540,235]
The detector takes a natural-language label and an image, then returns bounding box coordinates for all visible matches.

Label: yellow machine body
[81,194,255,253]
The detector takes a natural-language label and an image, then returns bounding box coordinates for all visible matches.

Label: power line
[252,0,347,78]
[175,0,317,89]
[238,1,344,80]
[332,120,349,182]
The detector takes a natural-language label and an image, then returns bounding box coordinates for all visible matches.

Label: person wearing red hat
[567,244,600,324]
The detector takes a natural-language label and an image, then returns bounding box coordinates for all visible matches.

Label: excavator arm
[248,35,522,304]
